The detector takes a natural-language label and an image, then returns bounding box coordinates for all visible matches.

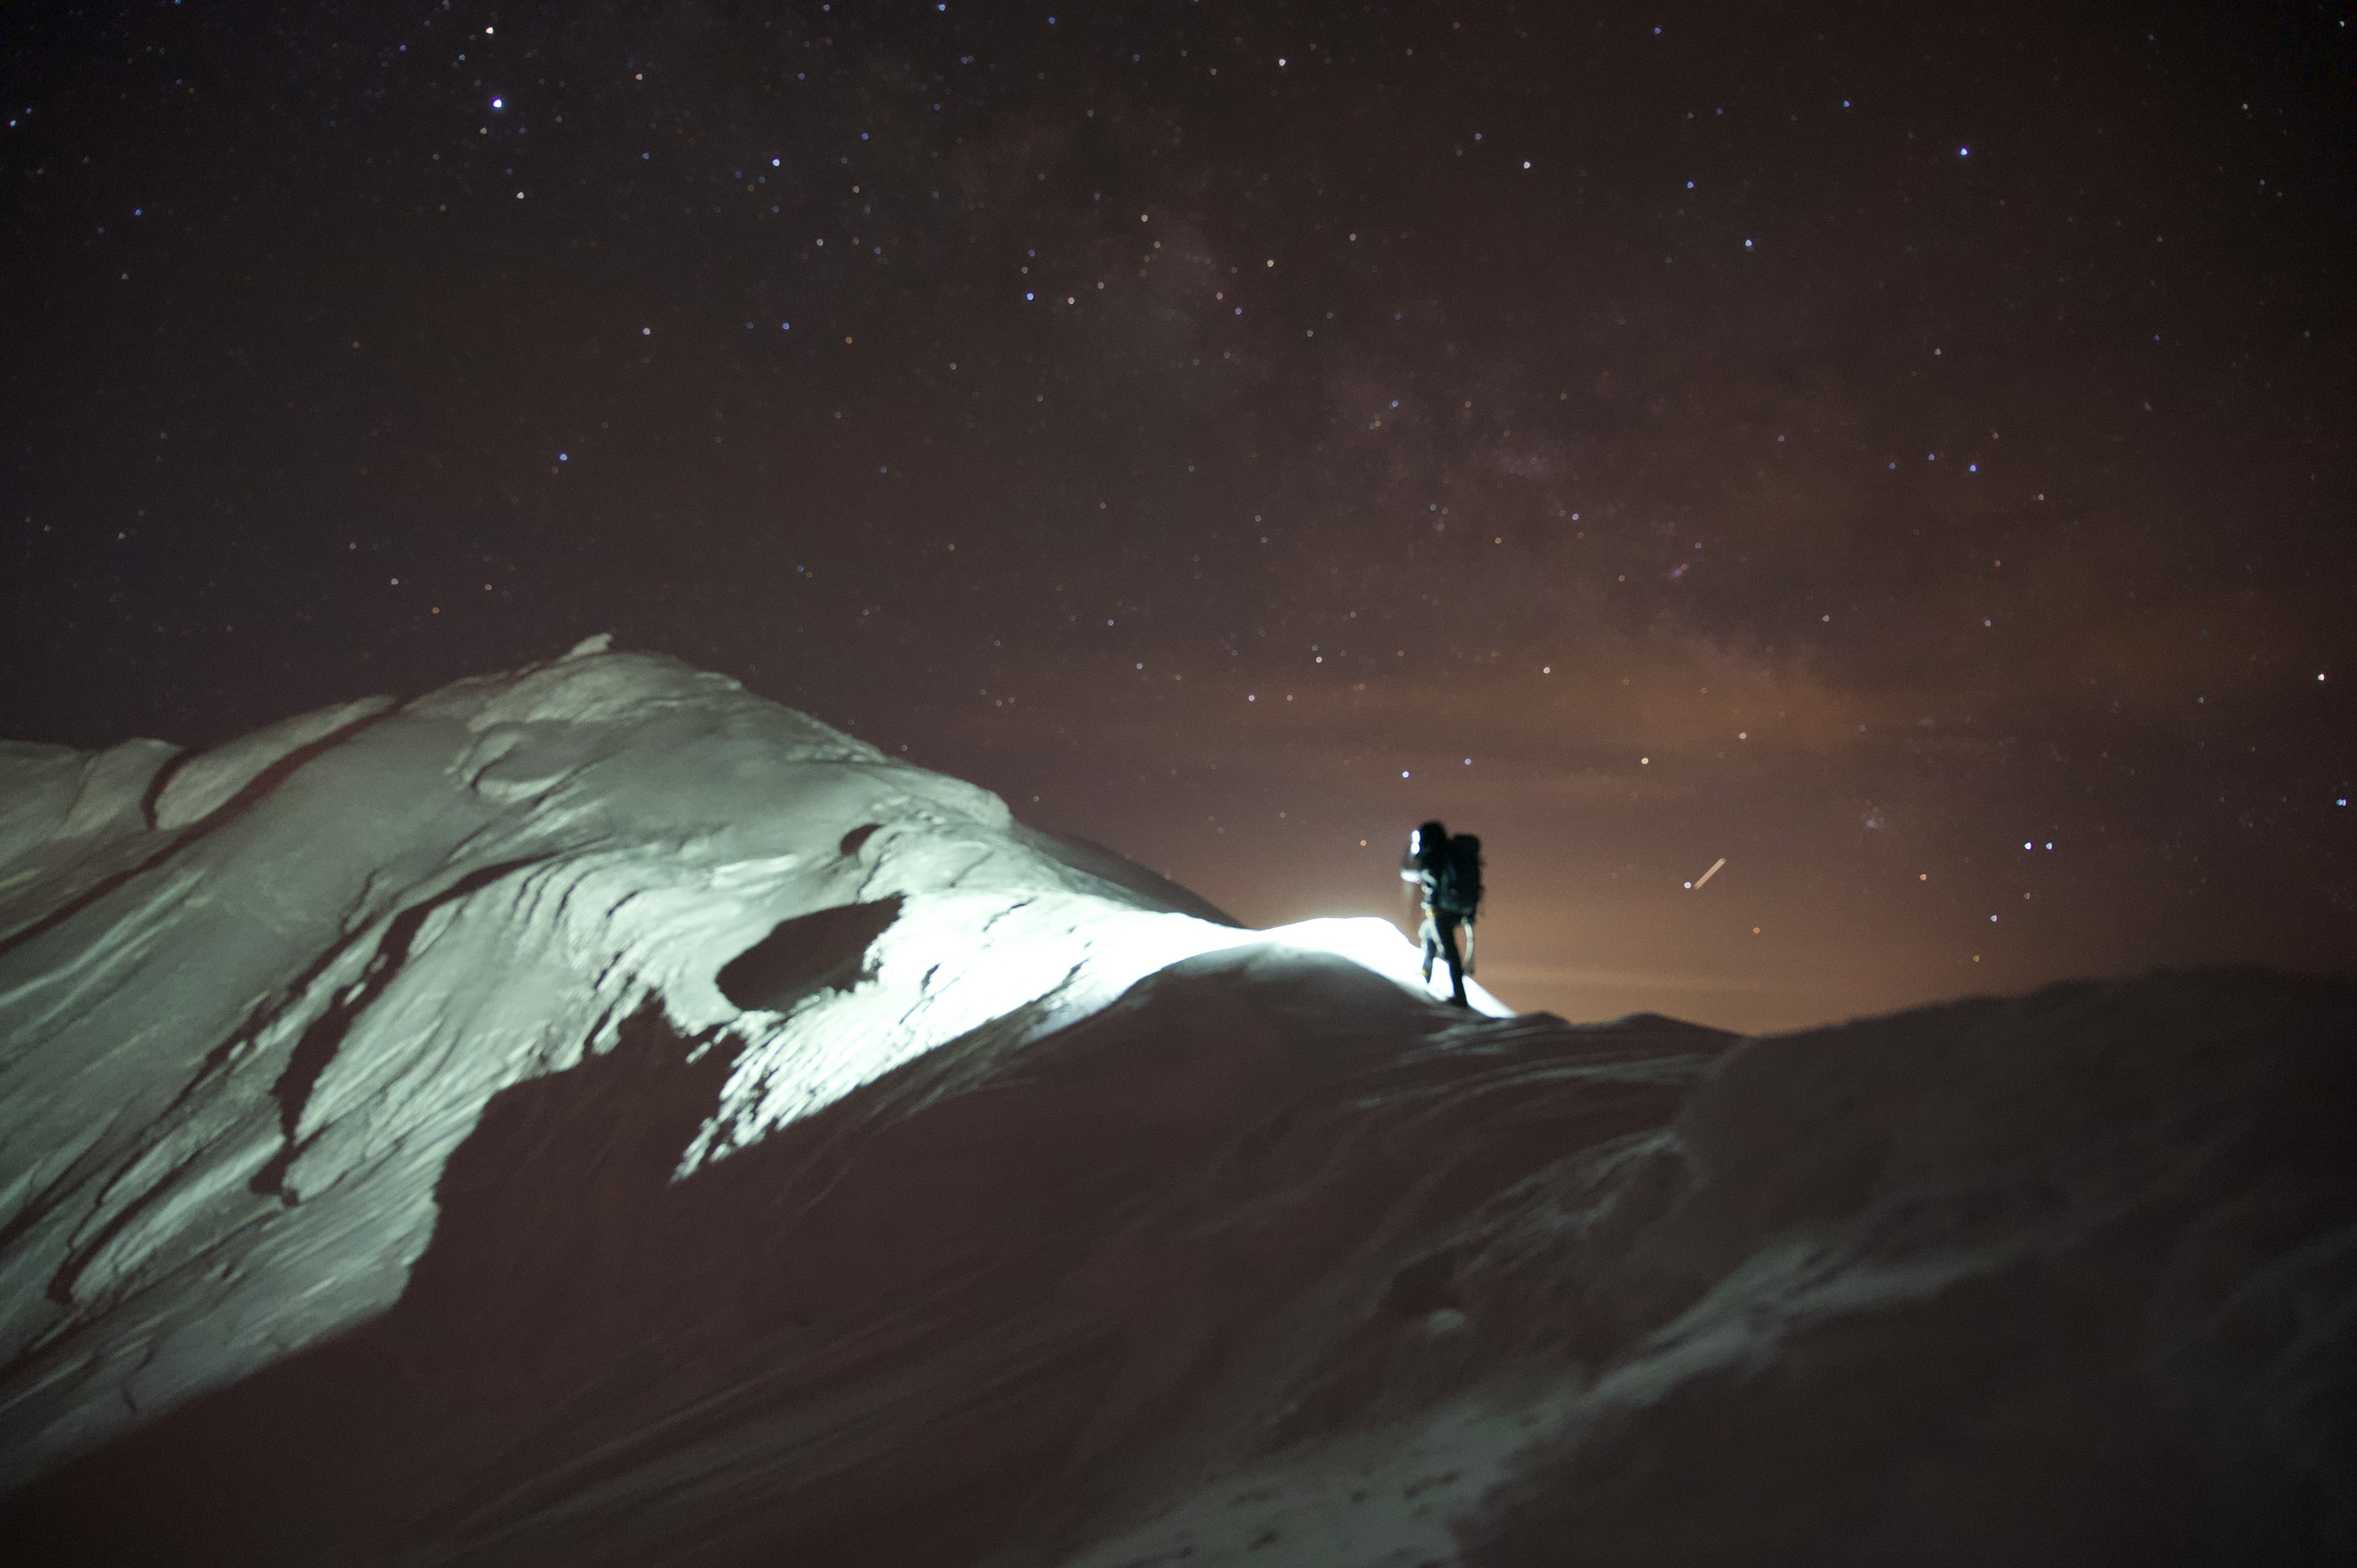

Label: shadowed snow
[3,647,2350,1567]
[0,645,1506,1488]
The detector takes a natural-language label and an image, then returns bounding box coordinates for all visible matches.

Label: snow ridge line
[23,854,553,1325]
[42,1142,220,1310]
[152,875,399,1130]
[248,854,551,1207]
[0,1132,120,1288]
[0,705,401,963]
[134,746,192,833]
[10,876,451,1311]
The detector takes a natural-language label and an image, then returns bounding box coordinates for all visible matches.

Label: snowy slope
[0,640,1502,1493]
[2,647,2352,1566]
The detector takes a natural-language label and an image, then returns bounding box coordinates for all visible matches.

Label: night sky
[6,1,2351,1031]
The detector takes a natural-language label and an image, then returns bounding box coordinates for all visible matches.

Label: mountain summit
[2,647,2349,1564]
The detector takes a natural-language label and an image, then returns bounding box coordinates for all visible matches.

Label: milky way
[5,1,2350,1028]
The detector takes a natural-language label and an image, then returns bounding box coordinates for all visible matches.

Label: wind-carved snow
[5,693,2347,1567]
[149,695,401,830]
[0,639,1505,1487]
[687,898,1509,1174]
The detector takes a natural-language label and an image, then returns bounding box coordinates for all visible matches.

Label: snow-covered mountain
[2,644,2350,1565]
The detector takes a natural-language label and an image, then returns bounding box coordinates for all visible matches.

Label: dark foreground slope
[7,959,2352,1567]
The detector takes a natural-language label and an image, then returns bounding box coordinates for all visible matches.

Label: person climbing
[1400,819,1482,1006]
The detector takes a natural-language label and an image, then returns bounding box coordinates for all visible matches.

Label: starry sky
[6,0,2351,1031]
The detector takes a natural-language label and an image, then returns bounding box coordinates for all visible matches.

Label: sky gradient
[6,0,2351,1030]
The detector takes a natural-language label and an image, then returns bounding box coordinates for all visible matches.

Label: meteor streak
[1686,857,1727,890]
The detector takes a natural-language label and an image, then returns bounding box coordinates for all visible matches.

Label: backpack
[1433,833,1483,916]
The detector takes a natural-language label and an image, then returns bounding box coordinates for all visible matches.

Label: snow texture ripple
[2,645,2350,1568]
[0,642,1500,1488]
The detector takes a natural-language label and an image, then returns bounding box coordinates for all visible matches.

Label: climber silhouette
[1400,819,1482,1006]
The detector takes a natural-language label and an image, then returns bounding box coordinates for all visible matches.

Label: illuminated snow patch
[686,909,1514,1171]
[1252,915,1514,1018]
[0,641,1523,1481]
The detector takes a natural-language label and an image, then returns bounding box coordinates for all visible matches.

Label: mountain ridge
[1,649,2350,1564]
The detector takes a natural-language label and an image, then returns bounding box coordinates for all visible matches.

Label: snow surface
[0,643,1503,1493]
[3,646,2352,1566]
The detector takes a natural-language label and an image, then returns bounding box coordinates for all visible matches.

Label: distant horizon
[17,638,2347,1037]
[6,2,2349,1038]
